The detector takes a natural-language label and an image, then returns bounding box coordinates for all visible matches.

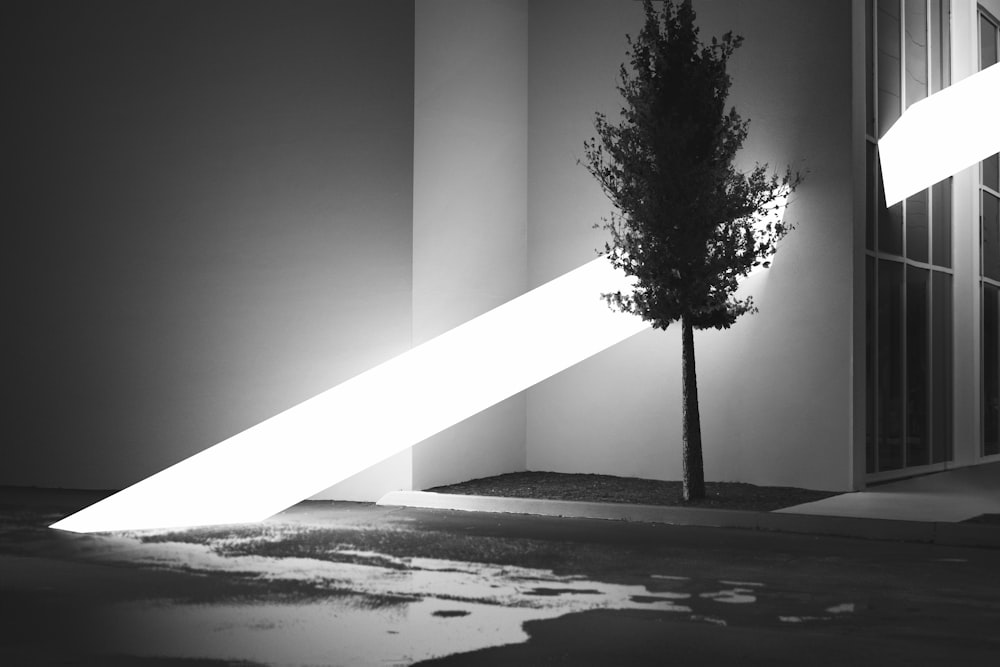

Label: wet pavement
[2,489,999,665]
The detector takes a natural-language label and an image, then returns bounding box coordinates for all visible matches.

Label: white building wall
[525,0,857,491]
[410,0,530,491]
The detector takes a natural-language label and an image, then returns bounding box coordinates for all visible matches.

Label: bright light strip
[879,62,1000,206]
[50,257,648,533]
[50,194,790,533]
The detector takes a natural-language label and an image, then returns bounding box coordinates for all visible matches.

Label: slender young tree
[583,0,799,501]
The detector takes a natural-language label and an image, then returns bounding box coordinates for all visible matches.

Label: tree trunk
[681,316,706,501]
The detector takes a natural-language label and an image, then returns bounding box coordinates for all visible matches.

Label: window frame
[866,0,955,479]
[979,6,1000,458]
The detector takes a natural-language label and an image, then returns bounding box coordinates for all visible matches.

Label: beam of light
[50,196,790,534]
[50,257,648,533]
[879,62,1000,206]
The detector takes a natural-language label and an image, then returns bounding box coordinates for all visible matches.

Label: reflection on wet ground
[3,510,863,666]
[57,528,697,665]
[5,491,1000,666]
[8,495,934,666]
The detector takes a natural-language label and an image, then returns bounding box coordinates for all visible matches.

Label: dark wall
[5,0,415,489]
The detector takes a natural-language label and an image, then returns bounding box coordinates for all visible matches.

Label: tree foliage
[582,0,800,501]
[583,0,799,331]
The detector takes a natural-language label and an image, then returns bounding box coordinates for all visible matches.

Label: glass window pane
[984,192,1000,281]
[905,0,928,108]
[878,260,905,471]
[982,14,998,68]
[906,266,929,467]
[932,178,952,267]
[867,256,877,473]
[878,152,903,254]
[867,0,876,136]
[878,0,902,137]
[867,143,876,250]
[906,189,928,262]
[984,285,999,456]
[984,153,999,192]
[931,0,951,93]
[931,272,952,463]
[880,201,904,256]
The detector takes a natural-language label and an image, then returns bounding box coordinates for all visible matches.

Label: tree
[582,0,799,501]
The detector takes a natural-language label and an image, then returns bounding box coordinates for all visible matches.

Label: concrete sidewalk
[378,463,1000,549]
[776,461,1000,522]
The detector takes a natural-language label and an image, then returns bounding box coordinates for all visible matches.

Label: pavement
[774,461,1000,521]
[378,461,1000,549]
[7,486,1000,665]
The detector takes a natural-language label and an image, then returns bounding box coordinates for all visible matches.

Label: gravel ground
[428,471,841,512]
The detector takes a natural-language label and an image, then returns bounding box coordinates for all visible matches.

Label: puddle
[47,525,867,664]
[690,614,728,627]
[719,580,764,587]
[18,517,874,664]
[102,595,559,667]
[75,532,695,665]
[699,587,758,604]
[523,587,604,596]
[631,594,690,604]
[780,602,855,623]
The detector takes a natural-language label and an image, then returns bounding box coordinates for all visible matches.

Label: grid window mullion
[867,0,954,474]
[981,9,1000,458]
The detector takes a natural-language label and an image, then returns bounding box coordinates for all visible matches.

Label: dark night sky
[4,0,415,488]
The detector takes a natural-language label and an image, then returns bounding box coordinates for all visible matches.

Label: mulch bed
[428,471,841,512]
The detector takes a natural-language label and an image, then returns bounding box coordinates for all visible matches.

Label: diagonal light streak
[50,178,790,533]
[879,62,1000,206]
[50,257,648,533]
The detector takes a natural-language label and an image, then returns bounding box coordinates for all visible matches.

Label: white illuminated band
[879,62,1000,207]
[50,190,789,533]
[50,257,648,533]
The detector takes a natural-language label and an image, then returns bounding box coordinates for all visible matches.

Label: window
[985,285,999,455]
[981,8,1000,456]
[866,0,953,473]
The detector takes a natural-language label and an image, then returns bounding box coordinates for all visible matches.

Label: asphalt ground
[2,490,999,665]
[402,507,1000,665]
